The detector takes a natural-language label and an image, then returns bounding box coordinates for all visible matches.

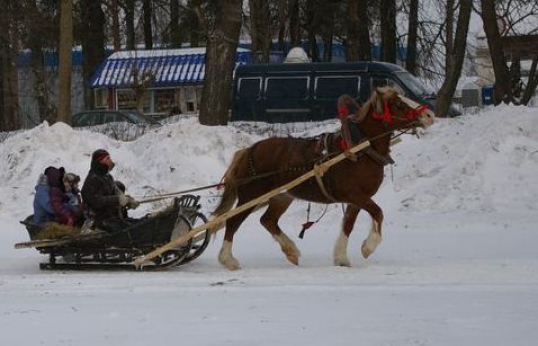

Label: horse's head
[358,87,435,130]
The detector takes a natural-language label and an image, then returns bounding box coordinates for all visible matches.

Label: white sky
[1,106,538,345]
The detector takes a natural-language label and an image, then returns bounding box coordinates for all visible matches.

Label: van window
[394,71,430,97]
[238,78,262,99]
[266,77,308,99]
[371,77,406,96]
[315,76,360,99]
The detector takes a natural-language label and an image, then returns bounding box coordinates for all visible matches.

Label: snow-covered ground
[1,106,538,346]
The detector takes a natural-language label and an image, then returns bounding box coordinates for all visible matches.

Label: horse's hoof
[361,244,372,258]
[287,256,299,266]
[219,258,241,271]
[226,263,241,271]
[334,258,351,267]
[218,254,242,271]
[361,233,381,258]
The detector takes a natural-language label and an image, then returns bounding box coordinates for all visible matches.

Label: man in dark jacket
[81,149,140,232]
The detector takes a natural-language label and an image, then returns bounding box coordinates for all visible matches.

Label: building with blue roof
[89,47,251,117]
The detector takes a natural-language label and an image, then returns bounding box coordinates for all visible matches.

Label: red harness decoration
[338,106,350,150]
[372,100,393,123]
[406,105,429,119]
[372,100,428,124]
[337,106,349,120]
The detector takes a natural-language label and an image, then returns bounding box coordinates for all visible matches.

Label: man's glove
[119,194,140,209]
[118,194,130,207]
[127,197,140,209]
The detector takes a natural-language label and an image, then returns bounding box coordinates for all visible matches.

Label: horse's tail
[212,148,248,217]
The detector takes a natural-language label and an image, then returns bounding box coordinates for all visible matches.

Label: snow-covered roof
[90,48,251,88]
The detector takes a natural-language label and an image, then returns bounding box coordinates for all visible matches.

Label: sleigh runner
[16,195,210,271]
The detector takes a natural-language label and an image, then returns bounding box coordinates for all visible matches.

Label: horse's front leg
[260,194,301,266]
[218,207,254,270]
[334,204,360,266]
[360,198,383,258]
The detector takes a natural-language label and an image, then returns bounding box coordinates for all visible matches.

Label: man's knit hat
[92,149,110,162]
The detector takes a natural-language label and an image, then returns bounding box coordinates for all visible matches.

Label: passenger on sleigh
[33,170,55,227]
[33,166,82,228]
[81,149,141,233]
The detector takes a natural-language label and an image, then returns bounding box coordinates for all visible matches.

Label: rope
[299,203,329,239]
[136,170,282,204]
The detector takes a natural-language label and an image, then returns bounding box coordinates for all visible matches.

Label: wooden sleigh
[16,195,210,271]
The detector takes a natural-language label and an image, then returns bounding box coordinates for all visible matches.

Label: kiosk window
[315,77,359,98]
[266,78,308,99]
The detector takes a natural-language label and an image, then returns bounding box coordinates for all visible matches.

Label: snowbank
[1,106,537,218]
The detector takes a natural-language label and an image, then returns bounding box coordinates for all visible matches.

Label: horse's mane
[354,87,398,123]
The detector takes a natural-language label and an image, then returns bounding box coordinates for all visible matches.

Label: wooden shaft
[133,140,372,268]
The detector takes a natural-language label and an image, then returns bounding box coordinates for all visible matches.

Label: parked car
[232,61,461,123]
[72,109,161,127]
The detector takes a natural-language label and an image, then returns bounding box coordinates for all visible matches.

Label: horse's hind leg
[218,206,254,270]
[334,204,360,266]
[260,194,301,266]
[361,198,383,258]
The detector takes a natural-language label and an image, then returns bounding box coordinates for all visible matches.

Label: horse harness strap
[363,147,395,166]
[247,143,259,176]
[348,122,394,166]
[313,161,338,202]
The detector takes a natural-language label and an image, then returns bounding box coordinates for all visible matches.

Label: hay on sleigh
[35,223,81,240]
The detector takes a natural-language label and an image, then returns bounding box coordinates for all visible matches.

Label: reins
[136,170,282,204]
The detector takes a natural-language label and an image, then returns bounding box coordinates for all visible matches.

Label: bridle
[371,94,430,127]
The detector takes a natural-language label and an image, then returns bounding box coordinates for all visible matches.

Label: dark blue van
[232,61,459,123]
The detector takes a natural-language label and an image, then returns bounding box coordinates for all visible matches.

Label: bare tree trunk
[81,0,105,111]
[322,23,334,62]
[436,0,472,118]
[357,0,371,61]
[188,0,203,47]
[58,0,73,124]
[306,0,320,62]
[481,0,512,105]
[199,0,242,126]
[143,0,153,49]
[289,0,300,46]
[0,54,3,128]
[406,0,419,74]
[521,57,538,105]
[277,0,287,51]
[347,0,359,61]
[0,0,20,131]
[445,0,454,70]
[125,0,135,50]
[31,49,55,124]
[111,0,121,51]
[249,0,271,63]
[170,0,181,48]
[380,0,396,63]
[27,0,55,124]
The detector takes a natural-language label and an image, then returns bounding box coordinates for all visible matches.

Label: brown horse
[213,87,435,270]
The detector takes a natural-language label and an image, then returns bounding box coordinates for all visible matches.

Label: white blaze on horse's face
[398,95,435,128]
